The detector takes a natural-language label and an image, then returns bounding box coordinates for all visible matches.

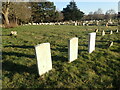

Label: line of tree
[2,1,31,27]
[1,0,118,28]
[62,0,84,21]
[1,1,64,28]
[1,0,85,28]
[82,8,117,21]
[30,2,64,23]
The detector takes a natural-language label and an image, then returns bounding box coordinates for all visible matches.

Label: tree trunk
[2,0,10,27]
[15,18,18,26]
[4,12,10,26]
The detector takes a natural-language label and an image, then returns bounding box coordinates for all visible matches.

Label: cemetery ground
[2,25,120,88]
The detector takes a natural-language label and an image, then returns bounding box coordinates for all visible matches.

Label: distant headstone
[33,23,37,25]
[82,23,85,26]
[68,37,78,63]
[75,22,77,26]
[88,32,96,53]
[95,29,98,32]
[110,30,113,34]
[106,23,108,27]
[109,41,113,47]
[102,30,105,36]
[10,31,17,36]
[116,29,118,33]
[28,23,32,25]
[35,43,52,76]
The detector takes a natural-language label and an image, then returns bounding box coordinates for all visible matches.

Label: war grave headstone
[35,43,52,76]
[68,37,78,63]
[88,33,96,53]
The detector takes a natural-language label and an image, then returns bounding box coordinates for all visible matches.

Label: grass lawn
[2,25,120,88]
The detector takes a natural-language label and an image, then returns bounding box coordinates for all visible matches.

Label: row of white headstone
[101,30,118,36]
[35,32,96,76]
[95,29,118,36]
[26,22,78,26]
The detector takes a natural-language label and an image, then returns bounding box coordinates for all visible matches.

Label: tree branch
[2,11,4,15]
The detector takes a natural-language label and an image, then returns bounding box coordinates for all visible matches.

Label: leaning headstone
[95,29,98,32]
[88,32,96,53]
[109,41,113,47]
[116,29,118,33]
[110,30,113,34]
[68,37,78,63]
[102,30,105,36]
[35,43,52,76]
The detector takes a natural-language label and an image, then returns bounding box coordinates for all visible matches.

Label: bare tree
[2,0,10,27]
[9,2,31,24]
[105,9,116,20]
[106,9,116,15]
[2,1,31,27]
[93,8,104,20]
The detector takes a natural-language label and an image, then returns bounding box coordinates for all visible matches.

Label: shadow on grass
[0,34,10,36]
[51,44,68,53]
[52,47,68,53]
[111,50,120,53]
[95,44,107,49]
[80,44,88,47]
[110,47,120,53]
[5,45,34,49]
[52,55,68,62]
[96,33,102,36]
[96,40,107,42]
[78,49,87,53]
[2,52,35,58]
[2,60,38,77]
[112,75,120,89]
[114,40,120,43]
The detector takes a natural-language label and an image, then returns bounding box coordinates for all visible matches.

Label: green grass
[2,25,120,88]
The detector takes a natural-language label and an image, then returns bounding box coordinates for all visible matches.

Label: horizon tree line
[1,0,118,28]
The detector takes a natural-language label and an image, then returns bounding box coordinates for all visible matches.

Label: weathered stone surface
[35,43,52,76]
[88,32,96,53]
[68,37,78,63]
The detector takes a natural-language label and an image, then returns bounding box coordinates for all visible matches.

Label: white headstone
[95,29,98,32]
[109,41,113,47]
[11,31,17,36]
[35,43,52,76]
[116,29,119,33]
[75,22,77,26]
[68,37,78,63]
[110,30,113,34]
[33,23,36,25]
[88,33,96,53]
[102,30,105,36]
